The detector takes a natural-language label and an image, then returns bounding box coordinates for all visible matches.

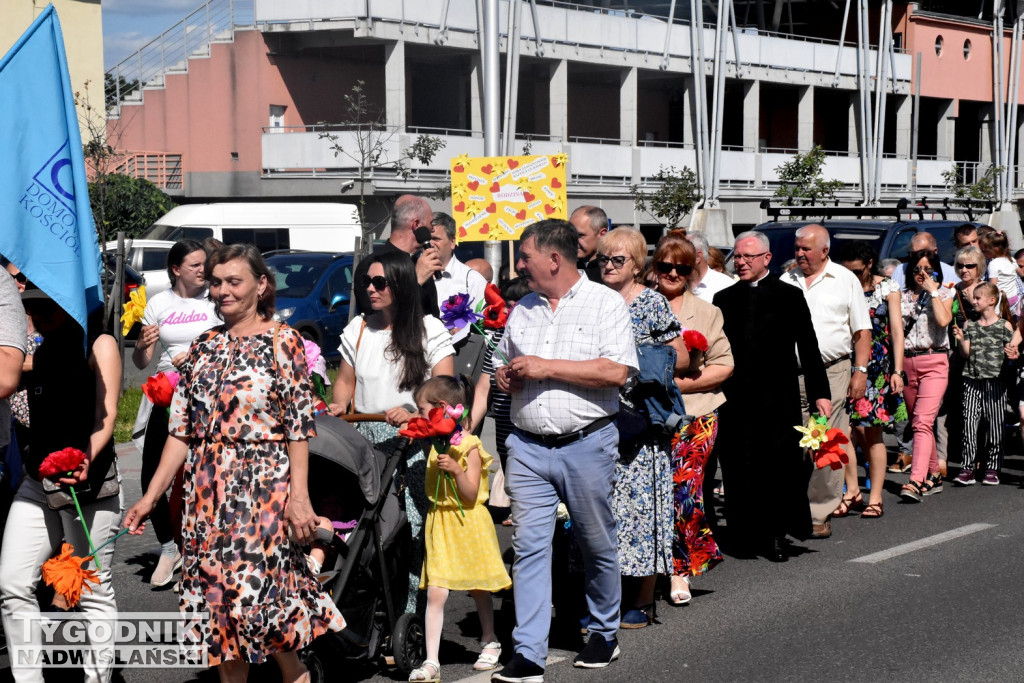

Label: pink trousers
[903,352,949,483]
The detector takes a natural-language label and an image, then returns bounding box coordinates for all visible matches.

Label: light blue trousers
[505,423,620,667]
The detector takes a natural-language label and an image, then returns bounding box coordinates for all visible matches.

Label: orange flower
[42,543,99,608]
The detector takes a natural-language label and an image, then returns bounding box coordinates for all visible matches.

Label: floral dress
[611,287,679,576]
[846,277,907,427]
[170,325,344,665]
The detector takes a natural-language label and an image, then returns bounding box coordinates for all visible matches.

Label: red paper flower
[812,428,850,470]
[398,407,458,440]
[682,329,709,353]
[481,283,508,330]
[141,371,179,408]
[39,448,87,480]
[399,417,436,440]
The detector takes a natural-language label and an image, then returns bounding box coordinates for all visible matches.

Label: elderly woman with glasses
[596,228,691,628]
[330,250,455,611]
[651,233,733,605]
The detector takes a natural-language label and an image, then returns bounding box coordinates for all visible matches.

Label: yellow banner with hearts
[449,153,569,241]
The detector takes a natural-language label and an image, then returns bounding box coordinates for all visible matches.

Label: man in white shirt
[783,224,871,539]
[492,219,637,682]
[686,233,735,303]
[429,212,487,346]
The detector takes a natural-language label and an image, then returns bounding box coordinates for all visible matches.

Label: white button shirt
[691,268,735,303]
[782,259,871,363]
[434,256,488,344]
[495,276,638,435]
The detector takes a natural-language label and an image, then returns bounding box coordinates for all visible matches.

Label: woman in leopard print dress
[125,244,343,679]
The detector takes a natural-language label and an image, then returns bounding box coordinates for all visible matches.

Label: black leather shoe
[766,536,788,563]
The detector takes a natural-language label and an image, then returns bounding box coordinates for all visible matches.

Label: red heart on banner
[453,164,465,173]
[508,159,520,169]
[454,201,465,212]
[458,226,467,238]
[523,192,535,202]
[490,182,500,193]
[544,204,556,215]
[468,180,479,191]
[480,223,491,234]
[516,209,527,220]
[486,202,497,213]
[551,177,562,189]
[481,164,494,175]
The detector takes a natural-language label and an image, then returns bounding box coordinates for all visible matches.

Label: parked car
[265,251,354,360]
[753,201,991,275]
[104,238,177,297]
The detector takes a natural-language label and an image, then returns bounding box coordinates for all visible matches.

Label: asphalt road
[3,432,1024,683]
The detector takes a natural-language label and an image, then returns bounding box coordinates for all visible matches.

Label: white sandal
[473,641,502,671]
[669,575,691,605]
[408,659,440,682]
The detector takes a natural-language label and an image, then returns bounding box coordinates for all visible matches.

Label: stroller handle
[341,413,389,423]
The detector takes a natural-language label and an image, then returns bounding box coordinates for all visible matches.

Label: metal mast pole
[690,0,712,203]
[481,0,502,281]
[709,0,730,203]
[872,1,892,205]
[502,0,523,156]
[833,0,852,87]
[993,0,1006,203]
[1006,12,1023,197]
[856,0,873,203]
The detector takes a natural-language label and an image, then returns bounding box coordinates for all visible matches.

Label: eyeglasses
[955,262,979,270]
[912,266,933,274]
[732,251,768,263]
[654,261,693,277]
[9,271,26,285]
[596,254,631,269]
[358,274,389,291]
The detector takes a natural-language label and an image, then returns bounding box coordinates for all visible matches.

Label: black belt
[906,348,944,358]
[516,415,614,448]
[823,354,851,369]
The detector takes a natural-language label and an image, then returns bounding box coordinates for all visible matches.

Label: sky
[103,0,203,70]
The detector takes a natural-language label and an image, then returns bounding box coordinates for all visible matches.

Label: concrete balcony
[254,0,911,85]
[262,128,997,194]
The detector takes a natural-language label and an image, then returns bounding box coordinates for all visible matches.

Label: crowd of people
[2,197,1024,683]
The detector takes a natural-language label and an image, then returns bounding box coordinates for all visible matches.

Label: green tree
[773,146,843,201]
[630,165,703,229]
[941,163,1002,201]
[88,174,175,239]
[104,72,139,111]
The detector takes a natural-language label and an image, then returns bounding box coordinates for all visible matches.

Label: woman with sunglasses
[330,250,454,612]
[652,233,733,604]
[595,228,691,627]
[834,241,905,519]
[899,249,954,502]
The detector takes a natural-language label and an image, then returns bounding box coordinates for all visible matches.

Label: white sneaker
[151,549,182,587]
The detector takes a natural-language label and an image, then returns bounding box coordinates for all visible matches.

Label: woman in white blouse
[330,249,454,611]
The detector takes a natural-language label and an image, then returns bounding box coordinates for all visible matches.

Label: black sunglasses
[9,271,26,285]
[954,262,979,270]
[654,261,693,277]
[596,254,630,269]
[358,274,389,291]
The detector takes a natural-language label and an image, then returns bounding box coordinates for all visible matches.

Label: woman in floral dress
[598,228,691,628]
[125,244,343,680]
[653,233,731,593]
[835,242,905,519]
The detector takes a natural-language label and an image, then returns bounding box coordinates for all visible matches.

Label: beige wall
[0,0,104,139]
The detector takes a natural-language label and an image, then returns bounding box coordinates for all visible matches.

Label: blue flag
[0,4,104,336]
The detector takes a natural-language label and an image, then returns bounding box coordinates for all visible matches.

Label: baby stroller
[300,414,425,679]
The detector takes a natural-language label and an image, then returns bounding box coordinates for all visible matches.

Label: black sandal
[861,502,884,518]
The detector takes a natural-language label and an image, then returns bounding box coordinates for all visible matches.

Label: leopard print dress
[169,325,344,665]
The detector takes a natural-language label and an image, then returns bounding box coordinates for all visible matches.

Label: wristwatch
[929,290,940,299]
[852,365,868,374]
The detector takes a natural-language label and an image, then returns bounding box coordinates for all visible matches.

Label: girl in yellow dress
[406,375,512,682]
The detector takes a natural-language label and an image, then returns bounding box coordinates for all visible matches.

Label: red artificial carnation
[141,371,179,408]
[481,283,508,330]
[399,417,437,440]
[39,448,87,480]
[398,406,458,440]
[812,428,850,470]
[682,329,709,353]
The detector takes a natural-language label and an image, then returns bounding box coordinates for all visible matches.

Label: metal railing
[115,152,185,190]
[105,0,254,114]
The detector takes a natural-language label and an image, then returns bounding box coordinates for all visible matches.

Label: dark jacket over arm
[353,241,440,317]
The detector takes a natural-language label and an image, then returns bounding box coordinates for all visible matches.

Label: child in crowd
[952,282,1014,486]
[408,376,512,683]
[980,230,1024,318]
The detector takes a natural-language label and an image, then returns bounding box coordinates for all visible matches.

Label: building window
[935,35,944,57]
[963,39,972,60]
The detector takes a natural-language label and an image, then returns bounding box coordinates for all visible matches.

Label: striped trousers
[962,377,1006,472]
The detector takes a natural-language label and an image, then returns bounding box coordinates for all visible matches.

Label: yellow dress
[419,435,512,592]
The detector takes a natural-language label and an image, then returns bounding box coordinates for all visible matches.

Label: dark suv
[265,251,354,359]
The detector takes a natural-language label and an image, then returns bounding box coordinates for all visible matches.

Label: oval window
[964,39,972,60]
[935,35,944,57]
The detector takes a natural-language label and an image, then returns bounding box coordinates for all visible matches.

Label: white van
[141,203,361,254]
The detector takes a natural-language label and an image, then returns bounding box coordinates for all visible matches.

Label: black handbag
[42,459,120,511]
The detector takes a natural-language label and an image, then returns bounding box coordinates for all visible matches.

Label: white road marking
[849,523,997,564]
[451,655,566,683]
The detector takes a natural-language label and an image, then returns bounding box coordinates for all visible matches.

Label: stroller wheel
[392,612,426,674]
